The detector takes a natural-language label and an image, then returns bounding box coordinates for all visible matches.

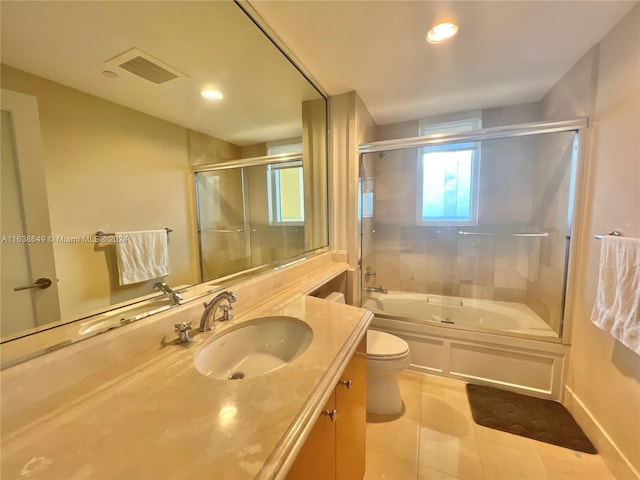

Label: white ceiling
[250,0,637,125]
[1,1,321,146]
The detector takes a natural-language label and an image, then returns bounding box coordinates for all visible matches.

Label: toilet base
[367,374,403,415]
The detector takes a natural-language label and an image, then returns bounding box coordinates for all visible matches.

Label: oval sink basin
[194,316,312,380]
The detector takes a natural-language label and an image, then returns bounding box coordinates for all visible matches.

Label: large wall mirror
[0,1,328,353]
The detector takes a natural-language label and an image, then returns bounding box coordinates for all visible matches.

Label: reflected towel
[590,236,640,354]
[115,230,170,286]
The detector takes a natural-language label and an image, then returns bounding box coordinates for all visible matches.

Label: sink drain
[228,372,245,380]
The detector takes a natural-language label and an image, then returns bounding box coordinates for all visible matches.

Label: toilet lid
[367,330,409,358]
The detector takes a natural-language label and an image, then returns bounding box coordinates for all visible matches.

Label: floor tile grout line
[368,371,616,480]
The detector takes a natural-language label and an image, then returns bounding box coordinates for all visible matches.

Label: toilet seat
[367,330,409,359]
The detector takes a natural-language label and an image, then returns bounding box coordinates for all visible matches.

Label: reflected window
[417,118,481,225]
[267,142,304,226]
[361,178,374,218]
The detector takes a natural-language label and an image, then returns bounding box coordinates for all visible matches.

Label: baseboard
[564,386,640,480]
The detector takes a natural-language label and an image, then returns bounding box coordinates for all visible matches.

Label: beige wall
[524,49,600,334]
[187,129,241,166]
[565,5,640,477]
[1,65,200,321]
[302,97,329,252]
[329,91,377,304]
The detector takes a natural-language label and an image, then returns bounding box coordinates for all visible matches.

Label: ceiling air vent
[105,48,187,84]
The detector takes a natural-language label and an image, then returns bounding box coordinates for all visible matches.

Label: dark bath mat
[466,383,597,454]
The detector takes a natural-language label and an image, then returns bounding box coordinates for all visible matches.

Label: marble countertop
[1,264,371,479]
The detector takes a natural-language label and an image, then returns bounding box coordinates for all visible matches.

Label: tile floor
[364,371,617,480]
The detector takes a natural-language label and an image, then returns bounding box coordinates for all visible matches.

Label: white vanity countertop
[0,265,371,479]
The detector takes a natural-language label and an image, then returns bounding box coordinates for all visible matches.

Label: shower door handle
[14,277,52,291]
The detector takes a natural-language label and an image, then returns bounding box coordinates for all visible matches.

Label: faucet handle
[174,321,193,344]
[219,303,233,321]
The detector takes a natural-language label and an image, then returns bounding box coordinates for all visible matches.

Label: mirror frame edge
[235,0,329,100]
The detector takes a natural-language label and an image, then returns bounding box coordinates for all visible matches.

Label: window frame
[416,117,482,226]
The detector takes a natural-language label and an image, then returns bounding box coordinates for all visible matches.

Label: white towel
[115,230,170,286]
[590,236,640,354]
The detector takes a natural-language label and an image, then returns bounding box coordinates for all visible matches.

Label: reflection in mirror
[196,155,308,281]
[0,1,328,351]
[197,168,250,279]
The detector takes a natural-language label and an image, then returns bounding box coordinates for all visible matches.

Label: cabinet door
[286,392,336,480]
[336,337,367,480]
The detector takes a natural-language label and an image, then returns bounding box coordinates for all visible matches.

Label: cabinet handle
[322,408,338,422]
[339,379,353,390]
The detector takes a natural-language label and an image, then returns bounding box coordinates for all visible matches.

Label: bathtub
[362,290,569,400]
[362,291,557,337]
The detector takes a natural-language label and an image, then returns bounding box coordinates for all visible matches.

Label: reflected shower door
[246,163,305,267]
[196,169,251,280]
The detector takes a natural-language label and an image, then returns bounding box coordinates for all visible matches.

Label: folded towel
[115,230,170,286]
[590,236,640,354]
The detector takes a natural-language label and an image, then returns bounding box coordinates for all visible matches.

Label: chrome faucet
[153,281,183,306]
[366,285,388,294]
[199,291,238,332]
[364,266,376,280]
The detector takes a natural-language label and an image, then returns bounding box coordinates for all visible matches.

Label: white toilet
[366,329,410,415]
[323,292,410,415]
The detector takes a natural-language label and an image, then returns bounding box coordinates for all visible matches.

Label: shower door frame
[358,117,589,345]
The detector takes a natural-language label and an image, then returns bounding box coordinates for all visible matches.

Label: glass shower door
[360,126,579,341]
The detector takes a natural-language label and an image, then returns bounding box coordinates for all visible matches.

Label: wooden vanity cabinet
[286,337,367,480]
[336,337,367,480]
[285,392,336,480]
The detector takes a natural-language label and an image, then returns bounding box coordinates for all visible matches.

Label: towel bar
[458,231,549,237]
[96,227,172,242]
[594,230,623,240]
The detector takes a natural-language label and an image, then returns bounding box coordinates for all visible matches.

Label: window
[266,142,304,226]
[361,178,374,218]
[417,118,481,225]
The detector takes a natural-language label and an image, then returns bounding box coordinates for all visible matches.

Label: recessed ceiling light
[201,89,223,101]
[427,22,458,44]
[102,70,119,79]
